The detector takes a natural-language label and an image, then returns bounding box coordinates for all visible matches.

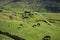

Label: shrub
[0,10,3,12]
[37,23,40,26]
[9,16,13,20]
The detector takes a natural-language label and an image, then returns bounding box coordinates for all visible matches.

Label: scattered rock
[32,24,36,27]
[43,36,51,40]
[43,20,51,25]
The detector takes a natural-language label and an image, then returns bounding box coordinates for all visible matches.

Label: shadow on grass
[0,30,25,40]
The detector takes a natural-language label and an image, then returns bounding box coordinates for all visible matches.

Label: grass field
[0,8,60,40]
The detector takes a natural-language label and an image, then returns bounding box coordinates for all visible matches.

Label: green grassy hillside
[0,9,60,40]
[0,0,60,40]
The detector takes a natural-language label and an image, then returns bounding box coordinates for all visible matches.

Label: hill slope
[0,0,60,40]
